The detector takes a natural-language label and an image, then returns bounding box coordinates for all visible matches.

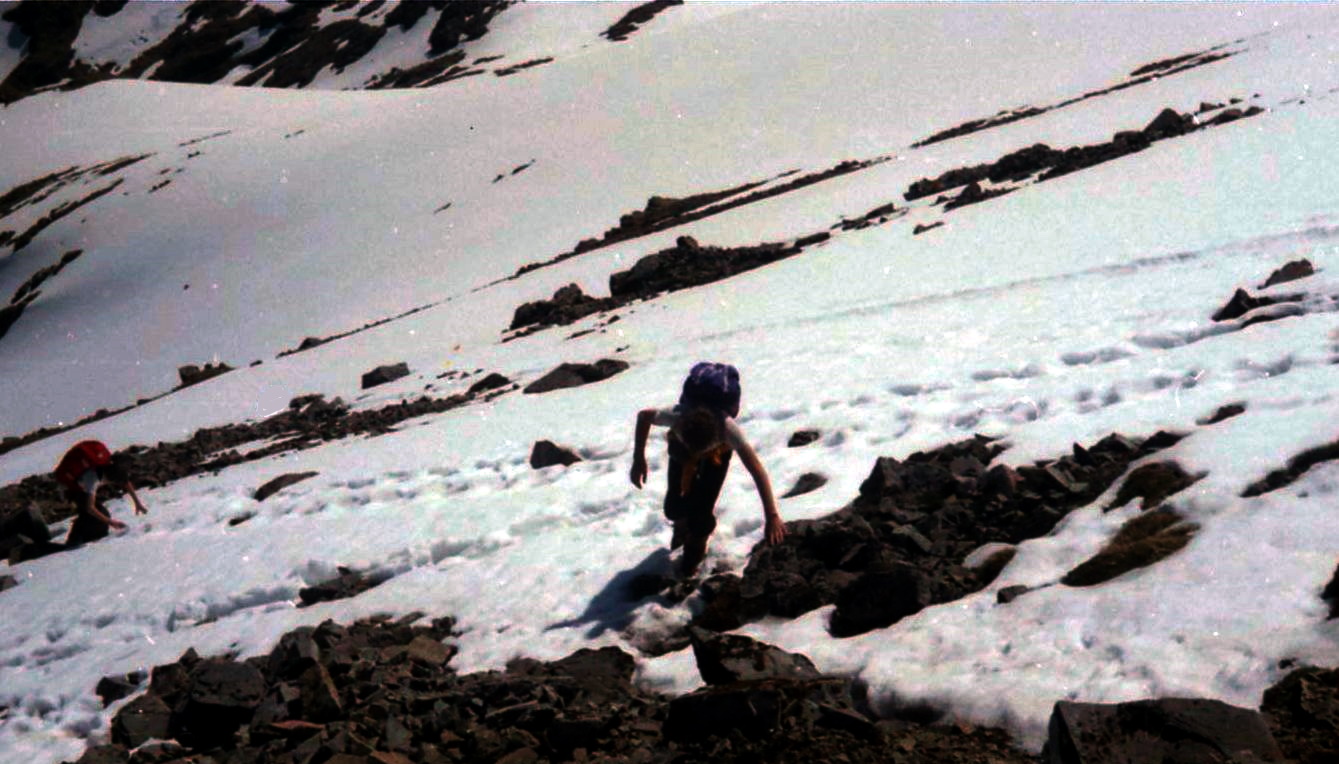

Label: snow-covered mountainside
[2,2,1339,762]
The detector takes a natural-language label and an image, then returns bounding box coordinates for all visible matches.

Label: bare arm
[123,481,148,515]
[735,439,785,545]
[630,408,657,488]
[84,485,125,530]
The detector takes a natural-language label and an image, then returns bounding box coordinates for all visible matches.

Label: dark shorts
[64,487,109,547]
[664,438,732,538]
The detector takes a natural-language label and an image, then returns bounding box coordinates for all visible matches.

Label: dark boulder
[0,574,16,591]
[1260,258,1315,289]
[110,693,172,748]
[172,659,267,748]
[781,472,827,498]
[687,626,820,685]
[253,471,319,502]
[467,372,512,395]
[1212,288,1305,322]
[523,359,629,394]
[1322,563,1339,619]
[72,744,131,764]
[829,563,934,637]
[177,362,232,388]
[95,670,146,707]
[529,440,582,469]
[0,504,51,559]
[361,361,411,389]
[1261,666,1339,762]
[1043,697,1284,763]
[787,429,821,447]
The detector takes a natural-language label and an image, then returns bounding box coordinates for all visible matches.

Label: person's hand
[764,514,786,545]
[109,519,127,531]
[630,454,648,489]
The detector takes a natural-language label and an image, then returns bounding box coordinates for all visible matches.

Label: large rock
[360,362,411,389]
[523,359,629,394]
[1261,666,1339,762]
[829,563,935,637]
[529,440,582,469]
[110,693,172,748]
[687,626,820,685]
[172,659,267,749]
[1043,698,1284,763]
[95,671,146,708]
[0,504,50,558]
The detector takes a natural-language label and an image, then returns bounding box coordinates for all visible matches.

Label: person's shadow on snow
[546,548,675,638]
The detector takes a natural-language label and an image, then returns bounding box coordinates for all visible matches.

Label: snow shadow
[545,548,673,638]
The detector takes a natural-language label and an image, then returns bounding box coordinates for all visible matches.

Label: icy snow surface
[2,4,1339,762]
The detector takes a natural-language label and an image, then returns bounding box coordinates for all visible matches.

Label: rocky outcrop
[510,283,613,332]
[523,359,629,394]
[906,104,1264,208]
[715,431,1183,636]
[608,236,801,300]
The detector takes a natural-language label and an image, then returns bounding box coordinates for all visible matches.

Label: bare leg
[680,533,709,578]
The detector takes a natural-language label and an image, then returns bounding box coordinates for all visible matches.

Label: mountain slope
[1,4,1339,763]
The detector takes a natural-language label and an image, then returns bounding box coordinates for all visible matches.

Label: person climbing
[52,440,148,546]
[629,362,785,577]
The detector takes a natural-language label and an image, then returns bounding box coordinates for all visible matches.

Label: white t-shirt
[653,407,749,452]
[77,469,99,495]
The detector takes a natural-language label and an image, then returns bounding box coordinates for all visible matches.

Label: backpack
[678,362,741,418]
[53,440,112,489]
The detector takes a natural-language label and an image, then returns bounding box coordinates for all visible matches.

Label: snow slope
[2,4,1339,762]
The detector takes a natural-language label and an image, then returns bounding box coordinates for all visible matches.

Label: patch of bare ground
[494,57,554,77]
[275,300,445,358]
[911,43,1241,147]
[905,102,1263,211]
[1061,508,1199,586]
[498,157,888,284]
[603,0,684,42]
[1242,439,1339,497]
[1107,460,1203,510]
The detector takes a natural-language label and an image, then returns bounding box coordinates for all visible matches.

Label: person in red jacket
[53,441,148,546]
